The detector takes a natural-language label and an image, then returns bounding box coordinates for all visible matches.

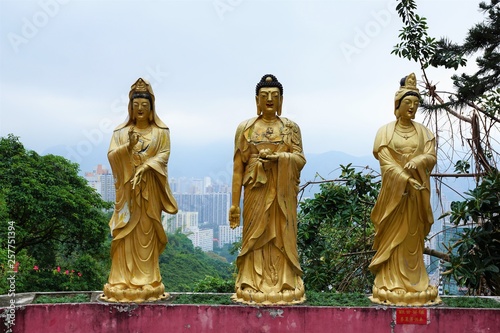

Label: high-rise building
[173,192,230,228]
[162,211,214,252]
[187,228,214,252]
[84,164,115,202]
[163,210,199,234]
[218,225,242,248]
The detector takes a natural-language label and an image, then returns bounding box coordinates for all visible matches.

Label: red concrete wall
[3,303,500,333]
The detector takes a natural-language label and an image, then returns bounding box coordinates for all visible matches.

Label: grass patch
[34,293,90,304]
[27,292,500,308]
[170,293,233,305]
[169,292,374,307]
[305,291,372,307]
[441,296,500,308]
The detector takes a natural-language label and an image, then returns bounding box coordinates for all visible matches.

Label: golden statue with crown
[368,73,441,306]
[100,78,178,303]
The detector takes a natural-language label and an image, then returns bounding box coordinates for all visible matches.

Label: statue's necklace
[395,124,416,140]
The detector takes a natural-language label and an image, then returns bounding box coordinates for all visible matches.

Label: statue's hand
[259,148,272,159]
[128,127,140,149]
[131,164,149,189]
[265,152,279,161]
[229,205,241,229]
[404,160,417,170]
[408,177,425,190]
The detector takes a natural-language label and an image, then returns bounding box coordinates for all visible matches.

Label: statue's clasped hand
[229,205,241,229]
[258,149,279,162]
[408,178,426,191]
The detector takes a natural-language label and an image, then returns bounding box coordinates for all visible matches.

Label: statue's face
[132,98,151,122]
[397,95,419,120]
[256,87,282,116]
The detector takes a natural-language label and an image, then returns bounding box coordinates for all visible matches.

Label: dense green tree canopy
[160,231,233,291]
[0,134,112,292]
[298,164,380,293]
[0,134,111,264]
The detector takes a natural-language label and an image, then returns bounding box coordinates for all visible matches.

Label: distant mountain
[300,151,377,183]
[43,141,376,181]
[42,141,469,201]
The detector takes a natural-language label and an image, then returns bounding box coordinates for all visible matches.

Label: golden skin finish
[368,73,442,306]
[101,78,178,303]
[229,74,306,305]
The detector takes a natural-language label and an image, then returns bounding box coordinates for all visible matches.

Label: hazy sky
[0,0,486,176]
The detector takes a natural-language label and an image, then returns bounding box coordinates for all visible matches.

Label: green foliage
[479,89,500,119]
[0,134,111,293]
[305,291,372,307]
[392,0,500,298]
[211,243,238,264]
[0,248,35,294]
[160,232,233,291]
[454,160,471,174]
[392,0,436,68]
[441,171,500,295]
[34,293,90,304]
[441,296,500,308]
[170,293,233,305]
[444,1,500,101]
[193,275,235,293]
[298,164,380,293]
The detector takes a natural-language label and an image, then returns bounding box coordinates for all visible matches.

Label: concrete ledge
[2,302,499,333]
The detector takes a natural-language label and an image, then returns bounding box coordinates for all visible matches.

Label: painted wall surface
[2,303,500,333]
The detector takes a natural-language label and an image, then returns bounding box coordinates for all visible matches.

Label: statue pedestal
[3,298,499,333]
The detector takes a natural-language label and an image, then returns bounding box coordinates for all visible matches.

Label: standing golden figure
[369,73,441,306]
[101,78,178,303]
[229,74,306,305]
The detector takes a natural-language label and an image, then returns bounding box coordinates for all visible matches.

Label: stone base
[369,285,442,306]
[100,283,169,303]
[231,286,306,306]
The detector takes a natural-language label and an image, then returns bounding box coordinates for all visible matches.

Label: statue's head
[255,74,283,116]
[394,73,420,119]
[129,78,155,119]
[114,78,168,130]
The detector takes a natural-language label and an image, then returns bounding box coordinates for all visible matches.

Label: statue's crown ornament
[400,72,418,92]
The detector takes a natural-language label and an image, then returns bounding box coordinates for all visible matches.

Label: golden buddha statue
[229,74,306,305]
[369,73,442,306]
[101,78,178,303]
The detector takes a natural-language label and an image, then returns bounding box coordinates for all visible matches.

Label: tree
[0,134,111,291]
[297,164,380,292]
[160,231,233,291]
[392,0,500,295]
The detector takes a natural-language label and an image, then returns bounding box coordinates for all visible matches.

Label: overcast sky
[0,0,486,177]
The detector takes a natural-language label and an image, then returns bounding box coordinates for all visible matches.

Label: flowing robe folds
[233,116,306,304]
[369,120,438,305]
[104,125,177,302]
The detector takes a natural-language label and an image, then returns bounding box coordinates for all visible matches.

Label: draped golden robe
[369,120,440,305]
[102,125,177,302]
[232,116,306,305]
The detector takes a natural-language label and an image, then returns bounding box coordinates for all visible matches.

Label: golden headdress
[394,73,420,115]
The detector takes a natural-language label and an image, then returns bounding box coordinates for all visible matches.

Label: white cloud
[0,0,488,171]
